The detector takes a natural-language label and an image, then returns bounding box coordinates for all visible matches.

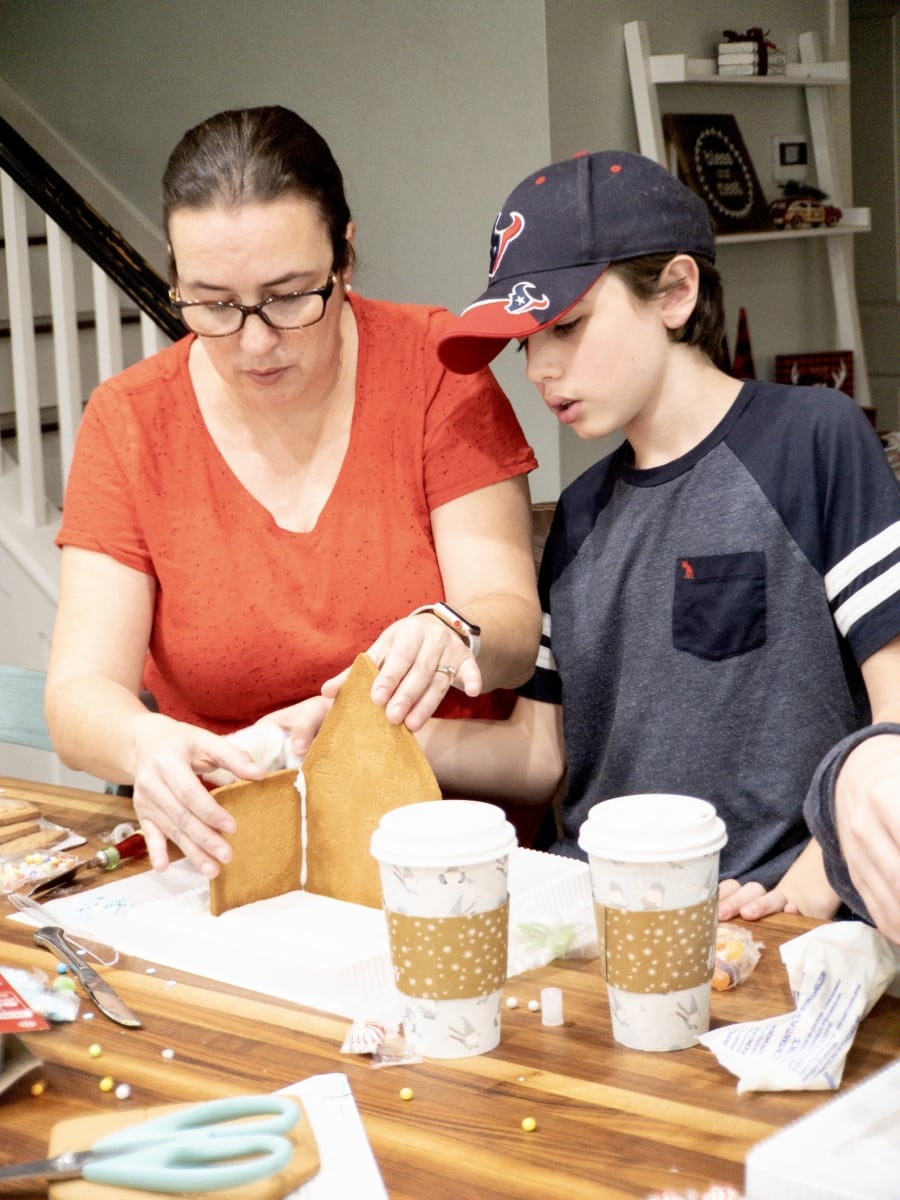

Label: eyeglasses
[169,270,337,337]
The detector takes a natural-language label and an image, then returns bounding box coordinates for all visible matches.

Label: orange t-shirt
[58,293,537,732]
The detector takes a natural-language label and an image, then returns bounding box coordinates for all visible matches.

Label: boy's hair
[610,254,729,370]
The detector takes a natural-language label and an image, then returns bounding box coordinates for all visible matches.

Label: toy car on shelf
[768,196,841,229]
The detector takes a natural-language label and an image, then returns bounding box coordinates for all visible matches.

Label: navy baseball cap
[437,150,715,375]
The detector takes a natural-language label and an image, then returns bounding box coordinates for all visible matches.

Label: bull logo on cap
[504,281,549,316]
[490,211,524,277]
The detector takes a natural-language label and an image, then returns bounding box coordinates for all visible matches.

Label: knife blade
[33,926,142,1028]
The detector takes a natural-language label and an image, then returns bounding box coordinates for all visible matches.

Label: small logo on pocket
[680,559,695,580]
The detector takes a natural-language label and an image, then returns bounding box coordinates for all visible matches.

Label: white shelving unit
[624,20,871,407]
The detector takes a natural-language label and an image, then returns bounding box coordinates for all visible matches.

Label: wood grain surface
[0,777,897,1200]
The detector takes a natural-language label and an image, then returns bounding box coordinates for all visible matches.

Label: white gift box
[745,1059,900,1199]
[11,849,592,1020]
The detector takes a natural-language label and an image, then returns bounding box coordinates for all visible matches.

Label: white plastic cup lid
[577,794,727,863]
[370,799,517,867]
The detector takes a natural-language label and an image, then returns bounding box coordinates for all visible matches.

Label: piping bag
[29,831,147,897]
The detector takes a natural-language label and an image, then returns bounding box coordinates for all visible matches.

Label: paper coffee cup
[578,794,727,1052]
[370,800,517,1059]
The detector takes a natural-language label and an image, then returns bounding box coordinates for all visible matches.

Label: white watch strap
[409,603,480,658]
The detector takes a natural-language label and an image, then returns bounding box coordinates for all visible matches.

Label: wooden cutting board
[47,1097,319,1199]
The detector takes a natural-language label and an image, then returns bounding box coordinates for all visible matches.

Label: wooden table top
[0,776,897,1199]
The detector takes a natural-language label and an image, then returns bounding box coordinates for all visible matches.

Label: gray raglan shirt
[521,381,900,889]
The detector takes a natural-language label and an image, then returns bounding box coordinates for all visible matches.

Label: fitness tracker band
[409,602,481,659]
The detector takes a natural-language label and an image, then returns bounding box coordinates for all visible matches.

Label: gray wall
[849,4,900,422]
[1,0,894,498]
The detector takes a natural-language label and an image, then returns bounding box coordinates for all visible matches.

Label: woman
[46,106,540,881]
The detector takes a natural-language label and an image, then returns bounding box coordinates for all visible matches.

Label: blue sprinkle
[56,963,68,975]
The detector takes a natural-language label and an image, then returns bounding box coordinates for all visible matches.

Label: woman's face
[168,195,350,408]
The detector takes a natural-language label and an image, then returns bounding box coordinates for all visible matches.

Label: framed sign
[663,113,773,234]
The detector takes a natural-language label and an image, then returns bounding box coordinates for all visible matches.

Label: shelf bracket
[624,21,666,165]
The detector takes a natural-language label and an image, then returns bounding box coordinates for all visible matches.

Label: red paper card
[0,971,50,1033]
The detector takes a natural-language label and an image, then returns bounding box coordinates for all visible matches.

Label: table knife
[33,926,142,1028]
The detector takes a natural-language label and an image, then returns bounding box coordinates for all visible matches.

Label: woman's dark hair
[162,106,353,278]
[609,253,729,371]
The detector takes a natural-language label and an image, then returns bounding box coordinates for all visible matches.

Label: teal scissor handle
[84,1095,299,1194]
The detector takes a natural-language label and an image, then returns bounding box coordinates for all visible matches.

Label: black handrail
[0,116,183,341]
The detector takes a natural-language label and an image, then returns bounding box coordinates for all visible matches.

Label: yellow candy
[99,1076,115,1092]
[399,1087,414,1101]
[30,1080,46,1097]
[720,939,745,962]
[88,1043,102,1058]
[521,1116,537,1132]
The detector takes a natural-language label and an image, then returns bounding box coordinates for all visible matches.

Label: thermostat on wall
[771,135,809,184]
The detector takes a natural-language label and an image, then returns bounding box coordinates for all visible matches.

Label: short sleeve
[56,378,153,573]
[420,309,536,510]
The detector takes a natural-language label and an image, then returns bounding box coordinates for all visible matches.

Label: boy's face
[521,270,671,442]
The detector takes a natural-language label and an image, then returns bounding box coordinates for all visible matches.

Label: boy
[422,150,900,920]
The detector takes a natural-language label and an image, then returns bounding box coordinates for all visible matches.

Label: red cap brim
[437,264,607,374]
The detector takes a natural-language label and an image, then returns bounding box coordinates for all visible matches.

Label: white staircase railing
[1,165,171,538]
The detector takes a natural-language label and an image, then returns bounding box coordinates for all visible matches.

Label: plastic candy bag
[712,923,763,991]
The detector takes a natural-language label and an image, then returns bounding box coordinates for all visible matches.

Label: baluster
[0,171,47,525]
[91,263,123,383]
[140,310,169,359]
[45,217,82,490]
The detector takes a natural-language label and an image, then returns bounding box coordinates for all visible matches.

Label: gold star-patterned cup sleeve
[594,896,718,993]
[385,905,509,1001]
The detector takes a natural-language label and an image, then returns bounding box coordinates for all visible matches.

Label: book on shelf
[662,113,773,234]
[717,54,787,75]
[716,41,787,76]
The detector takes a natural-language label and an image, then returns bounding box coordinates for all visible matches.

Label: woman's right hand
[139,697,333,876]
[129,720,266,878]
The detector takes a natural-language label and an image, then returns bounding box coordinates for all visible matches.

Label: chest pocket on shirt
[672,552,767,661]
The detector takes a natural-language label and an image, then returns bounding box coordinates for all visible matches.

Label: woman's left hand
[322,611,482,731]
[332,476,539,731]
[717,878,800,922]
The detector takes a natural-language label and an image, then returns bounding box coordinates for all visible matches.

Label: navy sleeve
[726,383,900,665]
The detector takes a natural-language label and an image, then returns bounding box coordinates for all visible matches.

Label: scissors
[0,1094,300,1194]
